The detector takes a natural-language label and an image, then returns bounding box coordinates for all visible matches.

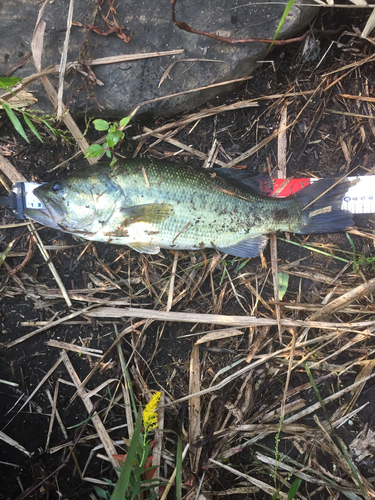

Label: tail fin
[294,177,356,234]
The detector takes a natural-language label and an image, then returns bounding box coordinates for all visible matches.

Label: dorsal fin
[212,168,273,196]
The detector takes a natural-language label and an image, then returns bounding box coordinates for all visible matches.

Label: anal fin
[217,234,268,258]
[128,242,161,254]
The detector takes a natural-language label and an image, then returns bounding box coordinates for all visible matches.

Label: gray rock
[0,0,319,118]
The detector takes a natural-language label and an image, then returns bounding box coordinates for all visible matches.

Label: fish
[24,159,355,258]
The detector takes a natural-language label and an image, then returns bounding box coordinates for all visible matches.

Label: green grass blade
[346,233,357,273]
[278,237,350,263]
[175,437,183,500]
[0,240,14,267]
[2,102,29,143]
[23,115,43,143]
[42,119,57,136]
[110,411,143,500]
[114,325,137,418]
[288,477,302,500]
[278,271,289,300]
[272,0,296,45]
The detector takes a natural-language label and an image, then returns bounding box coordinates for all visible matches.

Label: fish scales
[107,162,294,244]
[25,159,355,258]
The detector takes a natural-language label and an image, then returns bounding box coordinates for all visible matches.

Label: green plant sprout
[108,392,165,500]
[346,233,375,274]
[93,392,166,500]
[271,416,301,500]
[0,76,66,143]
[84,116,131,166]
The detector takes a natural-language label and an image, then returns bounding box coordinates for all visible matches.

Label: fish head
[25,170,124,234]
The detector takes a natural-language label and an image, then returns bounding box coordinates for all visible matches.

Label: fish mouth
[23,192,67,231]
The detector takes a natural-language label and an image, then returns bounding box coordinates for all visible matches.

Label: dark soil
[1,7,375,500]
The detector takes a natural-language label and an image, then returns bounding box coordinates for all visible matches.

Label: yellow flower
[142,392,161,431]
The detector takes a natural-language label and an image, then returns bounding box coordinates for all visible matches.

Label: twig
[308,276,375,321]
[57,0,74,118]
[30,221,72,306]
[209,458,286,497]
[189,345,201,472]
[84,306,375,331]
[133,99,258,140]
[31,4,96,163]
[164,331,369,406]
[4,304,98,348]
[159,444,189,500]
[2,357,62,432]
[166,251,179,312]
[46,339,103,357]
[129,77,256,121]
[60,350,121,473]
[143,127,227,167]
[171,0,310,47]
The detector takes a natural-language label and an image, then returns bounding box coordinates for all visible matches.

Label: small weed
[269,0,296,51]
[271,416,301,500]
[0,76,67,143]
[346,233,375,273]
[110,392,166,500]
[85,116,131,165]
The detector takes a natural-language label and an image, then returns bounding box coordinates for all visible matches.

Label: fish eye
[52,184,60,193]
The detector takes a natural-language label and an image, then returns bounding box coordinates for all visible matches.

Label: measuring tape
[271,176,375,214]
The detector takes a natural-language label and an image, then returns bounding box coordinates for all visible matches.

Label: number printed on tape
[24,183,44,209]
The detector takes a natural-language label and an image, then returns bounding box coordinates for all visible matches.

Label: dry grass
[1,3,375,500]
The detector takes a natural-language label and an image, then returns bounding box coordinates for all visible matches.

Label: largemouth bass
[24,159,354,258]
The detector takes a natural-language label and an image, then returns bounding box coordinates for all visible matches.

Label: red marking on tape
[271,178,311,197]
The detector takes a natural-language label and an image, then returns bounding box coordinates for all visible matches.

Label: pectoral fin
[128,242,161,254]
[217,234,268,258]
[120,203,173,225]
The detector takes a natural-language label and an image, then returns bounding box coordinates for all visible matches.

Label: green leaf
[346,232,358,273]
[272,0,296,43]
[106,131,123,148]
[288,477,302,500]
[42,120,57,136]
[277,272,289,301]
[105,149,112,158]
[234,258,250,273]
[0,77,21,89]
[94,486,110,500]
[176,437,182,500]
[93,119,109,131]
[111,412,143,500]
[24,115,43,143]
[119,116,130,128]
[84,144,104,158]
[2,102,29,143]
[109,122,118,133]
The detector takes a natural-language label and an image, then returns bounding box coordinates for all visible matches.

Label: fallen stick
[84,307,375,330]
[308,276,375,321]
